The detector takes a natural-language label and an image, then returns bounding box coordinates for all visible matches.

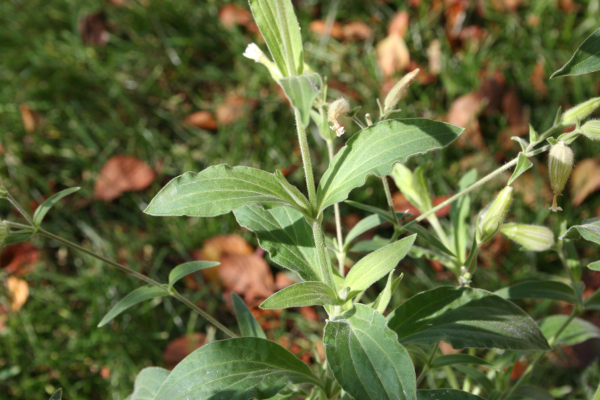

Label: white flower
[243,43,264,62]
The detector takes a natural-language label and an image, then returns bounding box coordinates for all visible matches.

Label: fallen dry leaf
[163,333,206,369]
[216,95,251,125]
[190,234,254,284]
[491,0,524,12]
[387,12,409,37]
[501,88,529,139]
[94,156,155,201]
[7,276,28,311]
[512,171,553,208]
[342,21,372,41]
[219,253,275,302]
[392,193,451,218]
[275,272,298,290]
[570,159,600,207]
[1,243,40,276]
[427,39,442,75]
[184,111,218,130]
[100,366,111,380]
[559,0,574,12]
[458,26,488,50]
[376,34,410,77]
[445,1,468,39]
[218,4,252,29]
[440,340,462,355]
[299,306,319,321]
[309,20,344,40]
[530,60,548,97]
[510,360,528,380]
[79,12,110,46]
[19,103,37,133]
[447,92,485,149]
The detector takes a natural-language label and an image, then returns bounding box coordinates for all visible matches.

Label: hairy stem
[38,228,238,338]
[294,108,318,211]
[327,140,346,277]
[381,177,401,228]
[313,221,335,289]
[5,192,34,226]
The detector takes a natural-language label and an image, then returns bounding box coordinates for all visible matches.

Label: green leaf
[234,205,321,281]
[279,74,321,127]
[98,286,168,327]
[391,163,432,212]
[168,261,220,288]
[154,337,323,400]
[551,27,600,78]
[589,260,600,271]
[387,286,550,351]
[429,354,494,370]
[372,272,403,314]
[350,236,391,253]
[508,153,533,185]
[324,304,417,400]
[585,288,600,310]
[450,169,476,263]
[49,389,63,400]
[494,281,576,303]
[144,165,310,218]
[4,231,34,245]
[417,389,485,400]
[539,315,600,346]
[248,0,304,77]
[344,235,415,296]
[508,385,554,400]
[32,187,80,226]
[594,382,600,400]
[261,281,338,309]
[311,107,334,141]
[128,367,170,400]
[318,119,464,211]
[404,223,455,257]
[344,214,388,250]
[232,292,267,338]
[453,365,495,394]
[511,137,529,152]
[559,217,600,244]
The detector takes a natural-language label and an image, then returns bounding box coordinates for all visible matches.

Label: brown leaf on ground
[458,26,488,50]
[218,4,252,29]
[100,366,111,380]
[163,333,206,369]
[498,88,529,149]
[309,20,344,40]
[219,253,275,302]
[94,156,155,201]
[19,103,38,133]
[392,193,451,218]
[444,1,469,40]
[559,0,574,12]
[190,234,254,283]
[216,95,252,125]
[512,170,553,208]
[7,276,29,311]
[387,12,409,37]
[570,159,600,206]
[80,12,110,46]
[447,92,485,149]
[184,111,218,130]
[510,360,527,380]
[491,0,524,12]
[1,243,40,276]
[275,272,298,290]
[342,22,372,41]
[439,340,462,355]
[531,60,548,97]
[299,306,319,321]
[376,34,410,77]
[427,40,442,75]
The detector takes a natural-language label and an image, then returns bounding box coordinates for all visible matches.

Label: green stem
[294,108,318,211]
[37,228,238,338]
[416,341,440,385]
[313,221,335,289]
[327,140,345,277]
[427,214,451,249]
[501,309,577,399]
[381,177,401,228]
[5,192,34,226]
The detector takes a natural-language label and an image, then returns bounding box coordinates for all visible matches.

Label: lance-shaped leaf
[560,217,600,245]
[128,367,170,400]
[234,205,321,281]
[372,272,403,314]
[417,389,485,400]
[344,213,388,250]
[280,74,322,127]
[317,119,464,211]
[144,165,310,218]
[344,235,415,297]
[168,261,220,288]
[494,280,576,303]
[98,286,168,327]
[232,292,267,338]
[387,286,550,351]
[508,153,533,185]
[551,27,600,79]
[510,385,554,400]
[154,338,324,400]
[33,187,80,226]
[539,315,600,346]
[324,304,417,400]
[261,282,338,309]
[249,0,304,77]
[49,389,63,400]
[429,354,494,370]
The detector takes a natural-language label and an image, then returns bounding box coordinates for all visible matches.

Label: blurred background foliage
[1,0,600,398]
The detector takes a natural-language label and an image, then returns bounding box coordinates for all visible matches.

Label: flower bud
[548,141,574,212]
[561,97,600,125]
[582,120,600,141]
[328,98,350,137]
[499,223,555,251]
[242,43,282,81]
[479,186,513,241]
[383,69,420,112]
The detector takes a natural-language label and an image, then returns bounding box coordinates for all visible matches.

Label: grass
[1,0,600,398]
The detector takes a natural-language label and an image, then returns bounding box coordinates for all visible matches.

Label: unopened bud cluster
[479,186,513,241]
[499,223,554,252]
[548,141,574,212]
[561,97,600,125]
[383,69,419,113]
[328,98,350,137]
[582,120,600,141]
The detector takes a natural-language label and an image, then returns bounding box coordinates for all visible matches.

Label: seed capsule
[499,223,555,251]
[561,97,600,125]
[582,120,600,141]
[479,186,513,241]
[548,141,574,212]
[328,98,350,137]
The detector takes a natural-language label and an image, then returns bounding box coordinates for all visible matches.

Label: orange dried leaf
[1,243,40,276]
[94,156,155,201]
[190,234,254,283]
[570,159,600,206]
[216,95,250,125]
[342,22,372,41]
[387,12,409,37]
[530,60,548,97]
[163,333,206,369]
[19,104,37,133]
[7,276,29,311]
[218,253,275,302]
[376,34,410,78]
[309,20,344,40]
[218,4,252,30]
[184,111,218,130]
